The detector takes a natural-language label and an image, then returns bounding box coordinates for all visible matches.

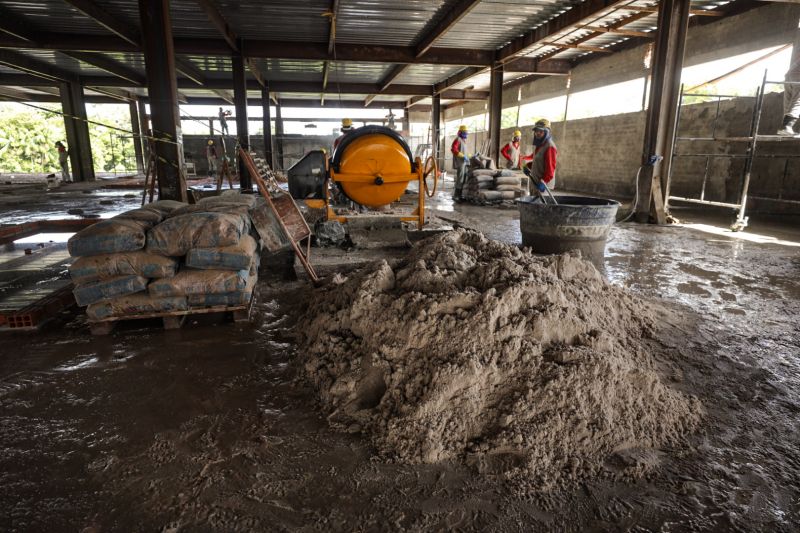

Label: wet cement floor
[1,187,799,531]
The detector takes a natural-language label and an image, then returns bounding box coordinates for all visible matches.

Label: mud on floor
[0,223,799,531]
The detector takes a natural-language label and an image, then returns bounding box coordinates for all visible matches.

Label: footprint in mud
[718,291,737,302]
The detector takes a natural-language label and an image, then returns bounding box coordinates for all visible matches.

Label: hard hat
[458,124,468,132]
[207,139,214,145]
[513,130,521,137]
[342,118,353,128]
[533,118,551,130]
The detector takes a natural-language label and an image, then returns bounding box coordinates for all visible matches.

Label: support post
[232,52,251,191]
[261,82,274,169]
[129,99,145,174]
[137,99,149,163]
[635,0,690,223]
[432,93,441,171]
[59,82,95,182]
[275,98,285,169]
[139,0,186,201]
[488,63,503,164]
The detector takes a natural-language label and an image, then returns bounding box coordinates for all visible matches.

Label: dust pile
[297,229,703,489]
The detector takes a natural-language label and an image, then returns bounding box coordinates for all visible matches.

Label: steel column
[232,52,251,190]
[275,98,285,169]
[635,0,690,223]
[137,99,149,164]
[432,93,441,171]
[261,82,274,169]
[488,63,503,163]
[59,81,95,182]
[138,0,186,202]
[129,99,145,173]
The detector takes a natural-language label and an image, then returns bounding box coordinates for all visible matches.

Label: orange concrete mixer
[287,126,437,227]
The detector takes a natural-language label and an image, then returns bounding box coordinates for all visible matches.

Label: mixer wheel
[422,155,438,198]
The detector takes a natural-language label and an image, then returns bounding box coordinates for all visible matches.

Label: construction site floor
[0,185,799,531]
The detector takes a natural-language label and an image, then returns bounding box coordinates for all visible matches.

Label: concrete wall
[440,3,800,214]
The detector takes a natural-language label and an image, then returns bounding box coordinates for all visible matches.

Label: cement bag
[69,251,178,283]
[496,169,517,177]
[114,207,164,226]
[146,211,249,257]
[68,218,148,257]
[478,190,503,201]
[198,193,257,208]
[146,200,186,215]
[501,190,518,199]
[86,294,187,321]
[496,184,521,192]
[185,234,258,271]
[148,265,250,297]
[249,199,291,253]
[474,174,494,183]
[167,203,251,219]
[187,269,256,307]
[73,275,148,307]
[496,176,521,186]
[471,169,495,178]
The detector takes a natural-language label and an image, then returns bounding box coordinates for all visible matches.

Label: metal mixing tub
[517,195,620,262]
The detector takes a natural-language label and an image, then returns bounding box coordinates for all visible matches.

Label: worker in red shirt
[332,118,355,153]
[500,129,524,169]
[450,124,469,200]
[525,119,558,195]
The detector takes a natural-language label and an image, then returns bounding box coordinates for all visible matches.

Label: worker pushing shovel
[524,118,558,204]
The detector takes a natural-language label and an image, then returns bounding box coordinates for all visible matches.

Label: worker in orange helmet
[450,124,470,200]
[525,118,558,195]
[500,129,526,169]
[332,118,355,153]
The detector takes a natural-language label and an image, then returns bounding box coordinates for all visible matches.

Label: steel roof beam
[62,0,140,45]
[195,0,239,52]
[0,50,78,83]
[415,0,482,57]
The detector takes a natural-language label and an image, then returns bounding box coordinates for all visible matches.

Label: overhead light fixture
[305,123,317,128]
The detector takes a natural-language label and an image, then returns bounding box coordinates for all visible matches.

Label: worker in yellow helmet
[524,118,558,195]
[450,124,470,200]
[332,118,355,153]
[500,129,525,169]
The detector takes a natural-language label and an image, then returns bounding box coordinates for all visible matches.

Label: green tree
[0,104,66,173]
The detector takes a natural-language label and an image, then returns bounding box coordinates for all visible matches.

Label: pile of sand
[297,229,703,489]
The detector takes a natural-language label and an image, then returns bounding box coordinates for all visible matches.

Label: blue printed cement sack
[146,211,249,257]
[185,234,258,271]
[187,267,257,307]
[73,275,148,307]
[68,218,149,257]
[69,251,178,284]
[145,200,187,215]
[148,264,251,297]
[114,207,164,226]
[198,193,258,208]
[86,294,188,320]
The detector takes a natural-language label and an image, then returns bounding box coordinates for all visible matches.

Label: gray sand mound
[297,229,703,489]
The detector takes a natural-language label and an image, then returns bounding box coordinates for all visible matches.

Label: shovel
[523,167,558,205]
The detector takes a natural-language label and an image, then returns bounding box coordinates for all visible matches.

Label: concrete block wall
[440,2,800,214]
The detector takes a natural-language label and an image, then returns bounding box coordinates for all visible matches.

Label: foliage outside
[0,103,137,174]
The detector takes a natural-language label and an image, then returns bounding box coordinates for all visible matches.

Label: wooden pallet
[87,291,256,335]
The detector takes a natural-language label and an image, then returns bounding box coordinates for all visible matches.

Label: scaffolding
[665,72,800,231]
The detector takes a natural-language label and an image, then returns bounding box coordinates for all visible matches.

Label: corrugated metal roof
[328,61,392,84]
[168,0,220,38]
[212,0,330,43]
[394,64,463,85]
[2,0,113,35]
[19,49,110,76]
[336,0,448,47]
[436,0,578,49]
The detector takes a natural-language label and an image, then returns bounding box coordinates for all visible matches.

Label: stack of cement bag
[68,193,266,322]
[463,167,528,202]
